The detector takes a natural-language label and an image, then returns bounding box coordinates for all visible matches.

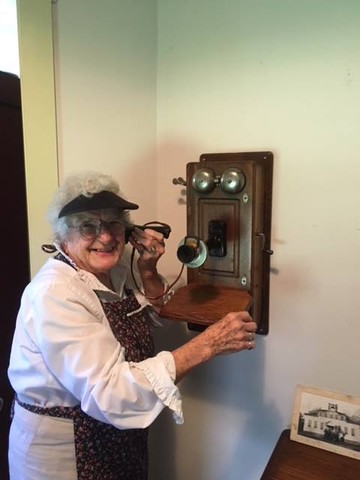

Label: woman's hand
[172,311,257,381]
[128,227,165,267]
[201,311,256,356]
[128,227,166,306]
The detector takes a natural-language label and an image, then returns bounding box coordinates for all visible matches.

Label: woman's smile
[89,245,117,253]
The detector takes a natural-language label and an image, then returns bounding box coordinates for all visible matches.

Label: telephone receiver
[125,223,171,243]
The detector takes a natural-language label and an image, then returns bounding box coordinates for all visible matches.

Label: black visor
[58,190,139,218]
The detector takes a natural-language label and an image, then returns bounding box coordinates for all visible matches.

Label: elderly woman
[8,171,257,480]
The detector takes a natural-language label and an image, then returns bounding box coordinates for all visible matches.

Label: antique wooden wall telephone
[159,151,274,334]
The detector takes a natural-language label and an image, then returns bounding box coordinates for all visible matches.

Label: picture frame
[290,385,360,460]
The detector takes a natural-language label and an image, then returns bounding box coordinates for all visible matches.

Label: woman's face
[63,210,126,277]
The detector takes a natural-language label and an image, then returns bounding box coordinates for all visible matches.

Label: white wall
[0,0,19,75]
[53,0,157,225]
[153,1,360,479]
[50,1,360,479]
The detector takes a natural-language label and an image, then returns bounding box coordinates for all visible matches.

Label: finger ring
[248,332,254,342]
[149,246,156,254]
[247,341,253,350]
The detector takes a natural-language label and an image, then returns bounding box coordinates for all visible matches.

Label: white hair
[47,171,131,241]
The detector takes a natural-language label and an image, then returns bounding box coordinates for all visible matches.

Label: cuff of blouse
[130,351,183,424]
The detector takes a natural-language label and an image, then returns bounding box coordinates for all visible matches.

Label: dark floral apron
[16,255,155,480]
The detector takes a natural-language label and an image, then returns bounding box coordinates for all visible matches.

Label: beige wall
[17,0,58,277]
[19,1,360,479]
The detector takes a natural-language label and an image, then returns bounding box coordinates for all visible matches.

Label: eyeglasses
[69,220,125,239]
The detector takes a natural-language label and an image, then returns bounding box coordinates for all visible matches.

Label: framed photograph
[291,385,360,460]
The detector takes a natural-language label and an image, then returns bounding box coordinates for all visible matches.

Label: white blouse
[8,254,183,428]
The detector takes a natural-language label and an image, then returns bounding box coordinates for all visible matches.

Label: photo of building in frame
[291,385,360,460]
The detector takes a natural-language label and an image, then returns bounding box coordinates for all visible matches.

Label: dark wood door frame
[0,70,30,480]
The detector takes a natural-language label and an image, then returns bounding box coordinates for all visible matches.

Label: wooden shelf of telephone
[159,283,252,329]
